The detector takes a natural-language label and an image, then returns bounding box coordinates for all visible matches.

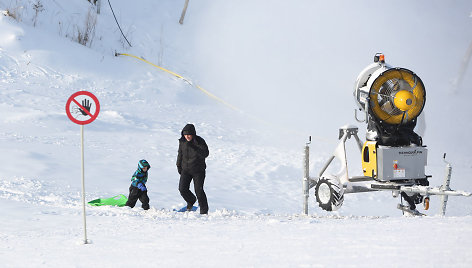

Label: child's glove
[137,183,147,191]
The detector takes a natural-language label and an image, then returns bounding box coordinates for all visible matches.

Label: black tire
[315,175,344,211]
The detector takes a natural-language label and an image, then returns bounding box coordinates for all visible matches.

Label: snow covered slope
[1,0,472,267]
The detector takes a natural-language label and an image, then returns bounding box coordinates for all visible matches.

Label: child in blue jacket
[125,159,151,210]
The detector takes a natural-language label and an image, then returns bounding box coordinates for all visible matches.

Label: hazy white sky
[181,1,472,141]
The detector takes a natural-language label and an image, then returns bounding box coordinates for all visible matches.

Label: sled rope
[115,52,329,141]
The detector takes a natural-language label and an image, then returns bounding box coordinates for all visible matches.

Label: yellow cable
[195,85,241,112]
[117,53,244,114]
[115,52,329,142]
[117,53,187,81]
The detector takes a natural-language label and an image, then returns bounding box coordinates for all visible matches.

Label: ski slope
[1,0,472,267]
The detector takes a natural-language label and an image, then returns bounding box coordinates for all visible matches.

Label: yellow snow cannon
[302,53,471,216]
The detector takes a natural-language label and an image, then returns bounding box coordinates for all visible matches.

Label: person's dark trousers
[126,185,150,210]
[179,170,208,214]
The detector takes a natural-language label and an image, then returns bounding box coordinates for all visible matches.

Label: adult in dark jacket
[176,124,209,214]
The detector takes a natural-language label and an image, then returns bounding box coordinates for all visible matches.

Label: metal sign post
[81,125,87,243]
[66,91,100,244]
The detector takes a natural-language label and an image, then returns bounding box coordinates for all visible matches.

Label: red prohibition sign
[66,91,100,125]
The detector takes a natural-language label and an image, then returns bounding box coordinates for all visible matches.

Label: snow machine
[302,53,471,216]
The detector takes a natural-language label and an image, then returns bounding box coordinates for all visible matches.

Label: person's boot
[186,201,195,211]
[199,206,208,215]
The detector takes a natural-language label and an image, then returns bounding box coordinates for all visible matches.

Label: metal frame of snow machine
[302,54,471,216]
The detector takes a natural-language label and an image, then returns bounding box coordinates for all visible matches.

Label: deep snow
[1,0,472,267]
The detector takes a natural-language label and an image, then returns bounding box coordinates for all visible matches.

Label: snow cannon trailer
[302,54,471,216]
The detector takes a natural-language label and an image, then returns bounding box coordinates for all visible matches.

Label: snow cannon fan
[354,53,426,146]
[302,53,471,216]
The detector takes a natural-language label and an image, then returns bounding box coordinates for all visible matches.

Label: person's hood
[181,124,196,137]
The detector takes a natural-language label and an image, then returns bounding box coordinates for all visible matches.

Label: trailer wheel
[315,175,344,211]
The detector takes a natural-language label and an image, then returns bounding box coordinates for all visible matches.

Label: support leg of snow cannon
[440,154,453,216]
[318,126,362,184]
[302,136,318,215]
[303,137,312,215]
[395,154,470,216]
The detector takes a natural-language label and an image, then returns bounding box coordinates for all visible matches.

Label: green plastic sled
[88,194,128,207]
